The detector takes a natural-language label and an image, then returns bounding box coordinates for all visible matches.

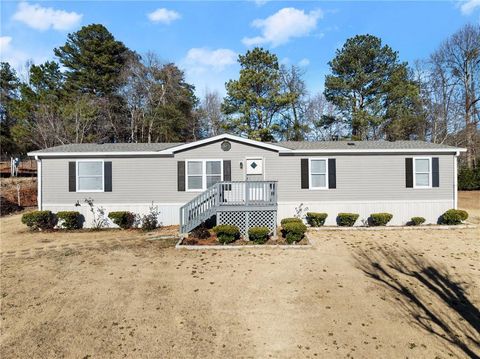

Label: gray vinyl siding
[40,140,455,205]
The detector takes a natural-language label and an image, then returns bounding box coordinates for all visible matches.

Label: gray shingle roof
[275,140,459,150]
[29,138,461,155]
[30,142,183,153]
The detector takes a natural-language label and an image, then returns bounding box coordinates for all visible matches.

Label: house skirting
[42,199,454,228]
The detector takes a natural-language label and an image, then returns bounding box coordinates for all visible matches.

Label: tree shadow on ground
[353,247,480,359]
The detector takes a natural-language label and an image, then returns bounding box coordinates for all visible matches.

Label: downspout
[35,156,42,211]
[454,151,459,210]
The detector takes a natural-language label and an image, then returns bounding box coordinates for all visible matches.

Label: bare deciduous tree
[432,24,480,168]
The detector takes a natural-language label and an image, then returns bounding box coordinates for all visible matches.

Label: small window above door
[246,158,263,175]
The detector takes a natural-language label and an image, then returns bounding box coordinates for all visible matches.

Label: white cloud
[0,36,13,52]
[184,48,237,71]
[460,0,480,14]
[0,36,48,75]
[242,7,323,47]
[13,2,82,31]
[252,0,269,6]
[181,48,239,96]
[298,58,310,67]
[147,8,181,24]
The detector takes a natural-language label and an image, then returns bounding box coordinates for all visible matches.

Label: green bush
[409,216,426,226]
[440,209,469,225]
[368,213,393,226]
[282,222,307,244]
[306,212,328,227]
[21,210,56,231]
[248,226,270,244]
[108,211,135,229]
[458,166,480,190]
[336,213,359,227]
[213,225,240,244]
[57,211,82,230]
[280,217,303,226]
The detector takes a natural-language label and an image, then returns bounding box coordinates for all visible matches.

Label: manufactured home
[28,134,464,233]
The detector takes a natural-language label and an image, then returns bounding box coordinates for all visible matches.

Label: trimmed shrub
[108,211,135,229]
[57,211,82,230]
[213,225,240,244]
[368,213,393,226]
[191,225,211,239]
[409,216,426,226]
[21,210,56,231]
[248,226,270,244]
[440,209,469,225]
[336,213,359,227]
[280,217,302,226]
[458,209,469,221]
[306,212,328,227]
[282,222,307,244]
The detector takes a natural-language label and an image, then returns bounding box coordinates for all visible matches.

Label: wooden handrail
[179,181,277,233]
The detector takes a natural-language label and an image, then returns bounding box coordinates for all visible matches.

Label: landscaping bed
[178,233,310,247]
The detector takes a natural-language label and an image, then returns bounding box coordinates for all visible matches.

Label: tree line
[1,23,478,171]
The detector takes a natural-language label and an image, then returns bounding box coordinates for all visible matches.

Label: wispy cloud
[147,8,181,24]
[298,58,310,67]
[242,7,323,47]
[460,0,480,14]
[0,36,48,74]
[13,2,82,31]
[182,47,239,96]
[184,48,237,72]
[252,0,269,6]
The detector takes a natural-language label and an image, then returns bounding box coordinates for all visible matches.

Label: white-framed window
[186,159,223,191]
[413,157,432,189]
[76,160,104,192]
[309,158,328,190]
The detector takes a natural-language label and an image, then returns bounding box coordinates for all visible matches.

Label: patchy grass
[0,192,478,358]
[458,190,480,224]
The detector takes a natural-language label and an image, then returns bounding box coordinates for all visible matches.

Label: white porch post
[36,157,42,210]
[454,152,458,210]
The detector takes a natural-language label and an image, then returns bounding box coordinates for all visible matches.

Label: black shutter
[223,160,231,181]
[69,162,76,192]
[405,158,413,188]
[178,161,185,191]
[104,162,112,192]
[328,158,336,189]
[301,158,309,189]
[432,157,439,187]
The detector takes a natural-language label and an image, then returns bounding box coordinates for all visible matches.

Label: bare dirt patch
[459,190,480,224]
[0,193,478,358]
[1,217,479,358]
[0,177,37,215]
[0,213,179,253]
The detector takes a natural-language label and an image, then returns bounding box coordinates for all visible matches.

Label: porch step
[179,181,278,234]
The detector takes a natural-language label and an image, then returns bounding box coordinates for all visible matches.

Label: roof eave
[27,151,170,157]
[278,148,467,154]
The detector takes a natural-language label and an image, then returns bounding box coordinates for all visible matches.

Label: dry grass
[0,192,478,358]
[458,190,480,224]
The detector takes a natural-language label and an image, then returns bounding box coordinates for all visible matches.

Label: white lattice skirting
[217,210,277,236]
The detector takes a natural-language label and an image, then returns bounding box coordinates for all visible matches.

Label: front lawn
[1,213,479,358]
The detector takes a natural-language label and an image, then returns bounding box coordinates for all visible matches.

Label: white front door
[244,157,265,202]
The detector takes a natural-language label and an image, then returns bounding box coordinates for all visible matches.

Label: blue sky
[1,1,479,98]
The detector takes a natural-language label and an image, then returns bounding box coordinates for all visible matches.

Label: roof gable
[158,134,287,154]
